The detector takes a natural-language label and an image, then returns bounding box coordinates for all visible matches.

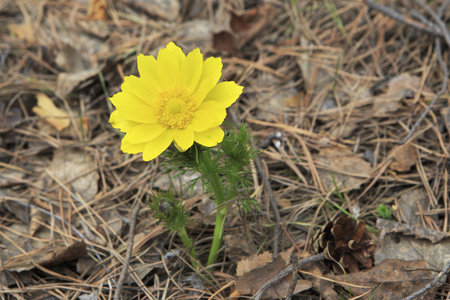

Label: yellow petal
[109,110,139,132]
[204,81,243,108]
[173,128,194,151]
[121,75,158,108]
[110,92,158,123]
[165,42,186,66]
[142,129,174,161]
[136,54,162,94]
[178,48,203,92]
[157,46,180,90]
[194,127,224,147]
[193,78,213,108]
[191,101,226,132]
[194,57,222,97]
[122,123,167,144]
[121,140,146,154]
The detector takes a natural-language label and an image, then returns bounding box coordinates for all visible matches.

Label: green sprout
[376,204,393,220]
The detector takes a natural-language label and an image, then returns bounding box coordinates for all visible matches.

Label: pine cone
[312,216,376,274]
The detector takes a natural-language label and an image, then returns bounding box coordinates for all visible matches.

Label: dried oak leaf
[387,144,417,172]
[236,251,273,277]
[224,231,258,265]
[377,218,450,243]
[314,147,373,192]
[213,3,281,53]
[8,20,35,44]
[296,252,339,300]
[312,216,376,274]
[87,0,107,20]
[372,73,435,115]
[32,93,70,131]
[329,259,437,299]
[1,241,86,272]
[235,250,312,299]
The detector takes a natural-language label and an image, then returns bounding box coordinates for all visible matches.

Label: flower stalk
[177,226,198,269]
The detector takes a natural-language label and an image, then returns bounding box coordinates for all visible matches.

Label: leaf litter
[1,0,450,299]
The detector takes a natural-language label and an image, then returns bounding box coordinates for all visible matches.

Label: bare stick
[285,254,300,300]
[404,261,450,300]
[412,0,450,47]
[401,42,448,143]
[364,0,444,37]
[255,156,281,257]
[114,205,141,300]
[252,253,325,300]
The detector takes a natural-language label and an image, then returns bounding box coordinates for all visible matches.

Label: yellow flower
[109,42,243,161]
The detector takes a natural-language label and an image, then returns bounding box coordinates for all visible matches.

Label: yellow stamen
[156,87,195,129]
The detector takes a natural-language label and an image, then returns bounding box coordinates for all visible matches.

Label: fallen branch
[114,205,141,300]
[252,253,326,300]
[404,261,450,300]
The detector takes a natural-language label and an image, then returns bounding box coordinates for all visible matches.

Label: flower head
[109,42,243,161]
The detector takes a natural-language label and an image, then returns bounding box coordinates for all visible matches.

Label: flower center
[156,87,196,129]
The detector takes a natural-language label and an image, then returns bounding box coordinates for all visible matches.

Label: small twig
[252,253,325,300]
[410,10,441,34]
[364,0,444,37]
[254,156,281,257]
[404,261,450,300]
[440,0,450,16]
[412,0,450,47]
[285,254,300,300]
[401,39,448,144]
[114,205,141,300]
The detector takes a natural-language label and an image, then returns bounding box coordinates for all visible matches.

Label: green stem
[198,149,229,267]
[207,178,240,266]
[207,205,227,267]
[199,149,225,204]
[177,226,197,269]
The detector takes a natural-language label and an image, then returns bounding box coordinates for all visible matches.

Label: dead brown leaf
[224,231,258,264]
[388,144,417,172]
[297,252,338,300]
[330,259,437,299]
[126,0,180,22]
[32,93,70,131]
[314,147,373,191]
[236,251,273,277]
[213,31,237,55]
[377,218,450,243]
[56,64,104,96]
[0,223,86,272]
[1,242,87,272]
[87,0,107,20]
[8,20,35,44]
[375,231,450,282]
[45,148,99,202]
[396,188,428,226]
[373,73,435,115]
[235,254,312,299]
[213,3,281,53]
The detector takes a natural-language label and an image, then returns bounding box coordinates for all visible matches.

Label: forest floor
[1,0,450,299]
